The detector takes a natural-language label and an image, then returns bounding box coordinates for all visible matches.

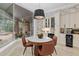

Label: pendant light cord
[39,3,40,9]
[39,0,40,9]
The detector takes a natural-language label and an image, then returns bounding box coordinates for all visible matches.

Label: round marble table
[26,36,52,45]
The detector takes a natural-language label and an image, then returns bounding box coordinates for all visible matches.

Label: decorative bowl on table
[37,33,43,39]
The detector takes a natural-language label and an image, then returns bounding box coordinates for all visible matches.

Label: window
[51,17,55,27]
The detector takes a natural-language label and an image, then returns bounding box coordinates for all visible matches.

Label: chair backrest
[22,35,27,47]
[53,36,57,46]
[38,41,55,56]
[52,35,57,46]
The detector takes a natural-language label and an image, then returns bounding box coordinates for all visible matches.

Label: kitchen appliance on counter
[71,29,79,34]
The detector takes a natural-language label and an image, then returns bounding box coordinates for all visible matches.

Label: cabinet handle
[74,24,76,28]
[64,24,66,28]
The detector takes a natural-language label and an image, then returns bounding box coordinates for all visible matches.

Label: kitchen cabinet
[59,33,79,48]
[45,17,55,28]
[60,12,79,28]
[60,14,70,28]
[73,34,79,47]
[64,14,70,28]
[59,34,66,44]
[45,17,55,33]
[69,13,75,28]
[75,12,79,28]
[69,12,79,28]
[45,18,51,28]
[60,15,65,28]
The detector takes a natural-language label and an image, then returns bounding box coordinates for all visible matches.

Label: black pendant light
[34,9,45,20]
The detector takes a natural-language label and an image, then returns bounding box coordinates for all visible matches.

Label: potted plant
[37,33,43,39]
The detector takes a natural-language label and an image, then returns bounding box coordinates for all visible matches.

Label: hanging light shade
[34,9,45,20]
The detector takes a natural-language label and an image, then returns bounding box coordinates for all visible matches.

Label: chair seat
[25,43,33,47]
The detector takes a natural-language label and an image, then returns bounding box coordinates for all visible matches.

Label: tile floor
[0,39,79,56]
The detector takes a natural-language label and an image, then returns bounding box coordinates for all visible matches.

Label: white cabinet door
[60,15,65,28]
[76,12,79,28]
[70,13,75,28]
[59,34,66,45]
[60,16,62,28]
[73,35,79,48]
[64,14,70,28]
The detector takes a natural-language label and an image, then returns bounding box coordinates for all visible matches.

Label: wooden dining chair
[52,35,57,55]
[22,35,33,55]
[37,41,55,56]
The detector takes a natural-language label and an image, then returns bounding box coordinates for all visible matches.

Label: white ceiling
[0,3,12,10]
[16,3,76,13]
[0,3,13,16]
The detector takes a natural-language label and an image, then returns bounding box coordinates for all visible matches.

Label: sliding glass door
[0,3,14,48]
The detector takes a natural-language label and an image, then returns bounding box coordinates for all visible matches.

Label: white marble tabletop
[26,36,52,43]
